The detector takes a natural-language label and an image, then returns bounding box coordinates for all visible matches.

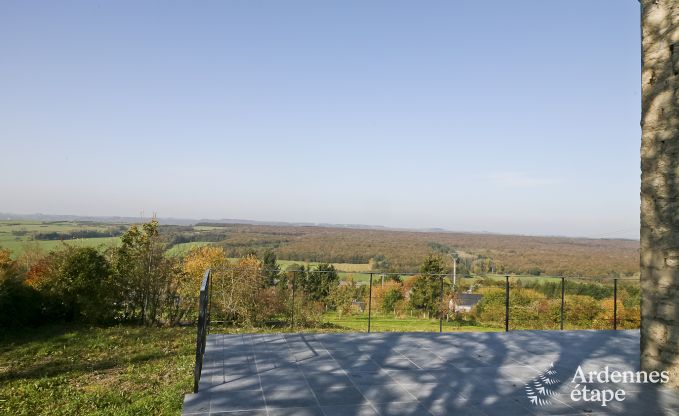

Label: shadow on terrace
[184,330,679,415]
[183,269,678,415]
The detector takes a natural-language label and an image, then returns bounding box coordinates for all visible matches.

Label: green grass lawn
[322,312,500,333]
[0,325,195,416]
[482,273,564,284]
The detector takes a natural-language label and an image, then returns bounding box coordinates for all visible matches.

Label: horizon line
[0,211,640,242]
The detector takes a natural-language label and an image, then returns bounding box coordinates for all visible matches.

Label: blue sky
[0,1,641,239]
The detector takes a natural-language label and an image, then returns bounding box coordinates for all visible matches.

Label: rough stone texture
[641,0,679,389]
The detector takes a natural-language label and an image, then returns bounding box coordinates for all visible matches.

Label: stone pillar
[640,0,679,387]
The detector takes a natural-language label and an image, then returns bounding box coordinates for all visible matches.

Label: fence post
[439,275,444,333]
[208,270,212,334]
[560,277,565,330]
[291,270,296,328]
[368,273,373,333]
[613,278,618,330]
[193,270,210,393]
[505,275,510,332]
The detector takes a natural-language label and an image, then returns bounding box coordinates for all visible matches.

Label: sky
[0,1,642,239]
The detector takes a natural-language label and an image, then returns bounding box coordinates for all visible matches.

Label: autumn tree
[328,281,356,318]
[176,245,229,323]
[0,248,12,270]
[213,255,267,325]
[0,248,43,327]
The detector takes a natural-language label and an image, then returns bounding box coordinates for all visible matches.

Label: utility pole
[453,257,456,287]
[449,254,457,287]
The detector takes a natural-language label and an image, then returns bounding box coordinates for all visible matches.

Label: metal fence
[193,268,639,385]
[197,266,639,334]
[192,269,211,393]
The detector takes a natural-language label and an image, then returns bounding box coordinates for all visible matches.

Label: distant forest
[165,223,639,278]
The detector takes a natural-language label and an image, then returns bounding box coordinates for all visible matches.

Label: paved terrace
[183,330,679,415]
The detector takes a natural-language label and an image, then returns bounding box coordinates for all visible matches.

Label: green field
[165,241,212,257]
[322,312,499,333]
[483,273,567,284]
[0,237,121,258]
[226,257,372,274]
[0,221,122,258]
[0,220,376,274]
[0,221,630,288]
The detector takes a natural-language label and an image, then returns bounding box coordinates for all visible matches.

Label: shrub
[29,246,116,323]
[369,281,403,313]
[565,295,605,328]
[0,255,43,328]
[382,287,404,314]
[329,283,357,317]
[211,255,283,326]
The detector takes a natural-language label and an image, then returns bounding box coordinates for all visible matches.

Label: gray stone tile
[376,358,421,371]
[473,400,535,416]
[356,383,417,404]
[426,399,487,416]
[298,359,343,372]
[347,370,396,385]
[268,407,324,416]
[264,385,318,408]
[184,331,647,415]
[304,371,353,389]
[386,370,441,385]
[400,382,457,403]
[182,393,210,414]
[372,401,432,415]
[261,379,309,392]
[210,389,266,412]
[208,374,261,391]
[322,404,379,416]
[258,371,306,386]
[337,360,382,372]
[313,385,366,406]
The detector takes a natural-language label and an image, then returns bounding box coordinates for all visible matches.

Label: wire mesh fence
[201,265,640,334]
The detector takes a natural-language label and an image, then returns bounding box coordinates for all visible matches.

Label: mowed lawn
[322,312,501,333]
[0,325,195,416]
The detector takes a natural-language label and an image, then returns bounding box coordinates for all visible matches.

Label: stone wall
[640,0,679,388]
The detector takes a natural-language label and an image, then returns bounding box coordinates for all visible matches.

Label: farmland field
[0,220,124,258]
[0,236,121,258]
[166,242,211,257]
[0,218,640,281]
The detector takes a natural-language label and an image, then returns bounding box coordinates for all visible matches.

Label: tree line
[157,223,639,278]
[0,221,640,332]
[0,220,350,329]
